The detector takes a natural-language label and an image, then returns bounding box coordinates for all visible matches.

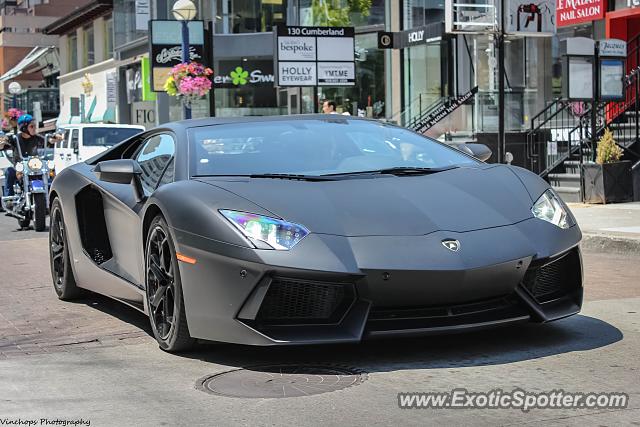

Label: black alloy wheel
[49,198,81,299]
[145,215,194,352]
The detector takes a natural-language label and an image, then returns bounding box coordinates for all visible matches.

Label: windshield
[37,148,54,160]
[82,127,142,147]
[189,119,479,177]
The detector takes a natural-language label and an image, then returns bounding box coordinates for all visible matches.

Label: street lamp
[172,0,197,120]
[8,81,22,109]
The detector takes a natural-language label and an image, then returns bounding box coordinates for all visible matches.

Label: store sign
[599,39,626,57]
[149,20,206,92]
[135,0,150,31]
[274,26,355,87]
[414,87,478,134]
[507,0,555,34]
[557,0,606,28]
[377,32,396,49]
[131,101,156,129]
[106,71,117,108]
[377,23,444,50]
[214,61,275,88]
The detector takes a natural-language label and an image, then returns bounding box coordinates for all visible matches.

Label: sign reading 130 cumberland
[274,26,356,87]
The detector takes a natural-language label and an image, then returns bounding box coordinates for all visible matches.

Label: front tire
[49,198,82,300]
[33,193,46,232]
[145,215,194,352]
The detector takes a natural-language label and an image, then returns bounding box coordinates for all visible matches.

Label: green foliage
[310,0,372,27]
[596,128,624,164]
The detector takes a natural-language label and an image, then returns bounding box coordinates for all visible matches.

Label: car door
[99,132,176,289]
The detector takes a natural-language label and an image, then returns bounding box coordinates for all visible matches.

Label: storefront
[57,61,118,125]
[203,0,388,117]
[607,1,640,69]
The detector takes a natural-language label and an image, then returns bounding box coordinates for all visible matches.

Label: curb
[580,232,640,254]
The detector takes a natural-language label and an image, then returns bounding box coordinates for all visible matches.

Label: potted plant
[163,62,213,107]
[582,128,633,204]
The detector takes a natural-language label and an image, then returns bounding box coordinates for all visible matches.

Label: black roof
[168,114,383,130]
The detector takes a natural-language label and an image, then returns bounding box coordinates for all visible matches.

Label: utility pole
[497,0,506,164]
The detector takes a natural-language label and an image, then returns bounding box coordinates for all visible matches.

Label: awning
[0,46,55,83]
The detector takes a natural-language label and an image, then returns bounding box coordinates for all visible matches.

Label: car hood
[196,165,536,237]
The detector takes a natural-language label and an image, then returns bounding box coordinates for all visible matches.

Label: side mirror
[94,159,145,202]
[456,143,492,162]
[72,140,79,154]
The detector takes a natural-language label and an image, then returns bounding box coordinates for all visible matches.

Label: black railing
[526,98,585,176]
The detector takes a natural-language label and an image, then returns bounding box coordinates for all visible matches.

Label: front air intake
[521,248,581,304]
[256,278,356,325]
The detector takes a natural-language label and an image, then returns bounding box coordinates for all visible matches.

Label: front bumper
[173,218,583,345]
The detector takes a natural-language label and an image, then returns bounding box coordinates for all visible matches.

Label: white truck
[54,124,145,172]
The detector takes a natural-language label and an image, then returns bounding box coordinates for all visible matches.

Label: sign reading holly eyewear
[556,0,606,28]
[274,26,355,87]
[148,20,206,92]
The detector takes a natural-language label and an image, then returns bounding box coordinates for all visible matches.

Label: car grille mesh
[522,249,581,303]
[257,278,354,324]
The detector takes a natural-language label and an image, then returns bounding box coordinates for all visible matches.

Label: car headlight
[220,210,309,250]
[532,189,575,229]
[47,160,55,170]
[15,162,24,173]
[27,157,43,171]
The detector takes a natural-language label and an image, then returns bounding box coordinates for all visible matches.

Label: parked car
[54,124,144,172]
[49,116,583,352]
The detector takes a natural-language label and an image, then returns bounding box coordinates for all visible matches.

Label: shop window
[68,34,78,71]
[317,33,385,117]
[299,0,384,27]
[84,25,95,67]
[216,0,287,33]
[104,15,114,59]
[113,0,147,49]
[402,0,445,29]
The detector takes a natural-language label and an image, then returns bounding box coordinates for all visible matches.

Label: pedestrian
[322,100,338,114]
[0,114,44,196]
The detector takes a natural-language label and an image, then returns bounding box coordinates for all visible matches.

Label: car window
[135,134,175,194]
[70,129,79,150]
[157,158,175,187]
[189,119,479,177]
[58,130,69,149]
[82,127,143,147]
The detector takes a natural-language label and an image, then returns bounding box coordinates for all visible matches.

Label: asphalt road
[0,213,638,426]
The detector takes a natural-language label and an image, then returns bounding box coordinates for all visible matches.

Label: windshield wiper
[193,173,334,181]
[322,165,459,177]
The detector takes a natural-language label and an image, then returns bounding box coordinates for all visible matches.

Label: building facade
[0,0,87,128]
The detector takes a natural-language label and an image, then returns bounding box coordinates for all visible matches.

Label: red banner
[557,0,606,27]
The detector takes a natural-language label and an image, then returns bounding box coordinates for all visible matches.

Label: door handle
[66,154,72,160]
[59,153,64,158]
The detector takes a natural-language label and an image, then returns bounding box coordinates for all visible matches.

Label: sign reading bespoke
[149,20,206,92]
[557,0,606,28]
[274,26,355,87]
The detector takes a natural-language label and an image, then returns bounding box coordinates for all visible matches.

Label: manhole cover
[197,364,367,398]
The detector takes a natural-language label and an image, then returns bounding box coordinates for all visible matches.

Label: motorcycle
[1,139,54,231]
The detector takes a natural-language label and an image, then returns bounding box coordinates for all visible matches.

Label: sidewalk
[567,202,640,253]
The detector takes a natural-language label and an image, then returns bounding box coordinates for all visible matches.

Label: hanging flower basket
[164,62,213,107]
[2,108,25,130]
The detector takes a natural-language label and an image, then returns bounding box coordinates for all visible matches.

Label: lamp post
[8,82,22,133]
[172,0,197,120]
[8,81,21,109]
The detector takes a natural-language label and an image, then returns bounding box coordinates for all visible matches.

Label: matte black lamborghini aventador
[48,115,583,352]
